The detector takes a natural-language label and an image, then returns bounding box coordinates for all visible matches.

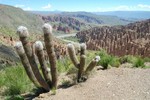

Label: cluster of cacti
[67,43,100,82]
[15,23,57,92]
[77,21,150,57]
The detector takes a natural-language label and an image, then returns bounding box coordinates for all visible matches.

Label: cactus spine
[42,23,57,89]
[67,43,100,82]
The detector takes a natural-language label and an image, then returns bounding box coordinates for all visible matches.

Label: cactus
[15,24,57,92]
[15,42,40,87]
[67,43,100,82]
[42,23,57,89]
[34,41,52,88]
[17,26,50,91]
[67,43,80,68]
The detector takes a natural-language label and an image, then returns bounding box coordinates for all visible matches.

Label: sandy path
[34,68,150,100]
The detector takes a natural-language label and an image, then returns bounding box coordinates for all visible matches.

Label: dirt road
[34,67,150,100]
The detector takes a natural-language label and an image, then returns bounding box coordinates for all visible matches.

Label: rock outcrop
[77,19,150,57]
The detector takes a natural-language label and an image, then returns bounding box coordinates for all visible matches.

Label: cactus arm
[67,43,80,68]
[15,42,41,87]
[17,26,50,91]
[42,23,57,89]
[80,43,86,55]
[85,56,100,74]
[78,55,86,82]
[35,41,52,88]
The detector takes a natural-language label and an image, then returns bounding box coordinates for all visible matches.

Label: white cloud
[23,7,32,11]
[137,4,150,9]
[15,4,25,8]
[42,4,52,9]
[14,4,32,11]
[114,5,130,11]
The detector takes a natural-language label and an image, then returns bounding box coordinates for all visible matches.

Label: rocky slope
[0,44,19,68]
[76,19,150,57]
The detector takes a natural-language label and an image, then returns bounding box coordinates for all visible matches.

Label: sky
[0,0,150,12]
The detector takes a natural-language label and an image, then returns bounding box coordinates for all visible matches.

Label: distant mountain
[32,11,135,26]
[93,11,150,19]
[0,4,44,37]
[61,12,134,25]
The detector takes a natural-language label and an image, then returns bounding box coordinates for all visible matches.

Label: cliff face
[40,15,87,33]
[76,19,150,57]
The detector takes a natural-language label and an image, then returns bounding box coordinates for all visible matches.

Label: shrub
[133,57,144,68]
[97,50,120,69]
[119,55,137,64]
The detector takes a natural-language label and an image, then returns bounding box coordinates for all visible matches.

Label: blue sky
[0,0,150,11]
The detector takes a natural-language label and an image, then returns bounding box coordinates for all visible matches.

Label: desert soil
[34,67,150,100]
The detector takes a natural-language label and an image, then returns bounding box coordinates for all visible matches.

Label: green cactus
[34,41,52,88]
[67,43,100,82]
[67,43,80,68]
[17,26,50,91]
[85,56,100,74]
[15,41,40,87]
[42,23,57,89]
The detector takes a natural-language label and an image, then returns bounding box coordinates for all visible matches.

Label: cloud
[114,5,130,11]
[15,4,25,8]
[23,7,32,11]
[137,4,150,9]
[42,4,52,9]
[14,4,32,11]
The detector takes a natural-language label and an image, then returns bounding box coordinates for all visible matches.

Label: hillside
[39,14,90,33]
[34,11,136,26]
[0,4,44,37]
[33,11,136,34]
[61,12,133,25]
[76,19,150,57]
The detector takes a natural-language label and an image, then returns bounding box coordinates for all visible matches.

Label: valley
[0,3,150,100]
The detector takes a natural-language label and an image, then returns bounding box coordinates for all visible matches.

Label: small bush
[143,57,150,62]
[109,57,120,68]
[133,57,144,68]
[97,50,120,69]
[119,55,137,64]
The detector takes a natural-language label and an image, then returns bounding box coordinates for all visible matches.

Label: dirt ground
[34,67,150,100]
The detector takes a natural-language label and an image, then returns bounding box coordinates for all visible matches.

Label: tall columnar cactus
[15,24,57,92]
[34,41,52,88]
[17,26,50,91]
[42,23,57,89]
[15,42,40,87]
[67,43,100,82]
[67,43,80,68]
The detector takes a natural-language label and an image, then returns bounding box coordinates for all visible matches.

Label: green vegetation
[57,56,74,73]
[97,50,120,69]
[0,64,34,99]
[97,50,150,69]
[63,36,80,42]
[0,4,43,38]
[0,49,149,99]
